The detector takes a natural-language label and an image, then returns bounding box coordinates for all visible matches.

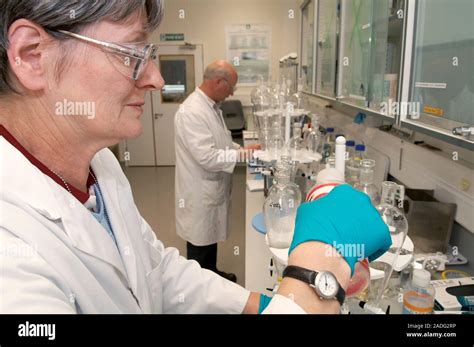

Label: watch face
[315,271,339,299]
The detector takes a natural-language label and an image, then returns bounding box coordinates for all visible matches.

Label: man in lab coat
[175,60,244,282]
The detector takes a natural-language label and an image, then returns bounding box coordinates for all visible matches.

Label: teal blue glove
[259,294,272,314]
[289,184,392,275]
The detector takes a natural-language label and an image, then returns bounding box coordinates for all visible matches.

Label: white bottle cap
[336,136,346,145]
[412,269,431,287]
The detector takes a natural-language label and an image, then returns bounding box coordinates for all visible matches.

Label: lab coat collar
[1,137,130,283]
[196,87,222,109]
[195,88,226,130]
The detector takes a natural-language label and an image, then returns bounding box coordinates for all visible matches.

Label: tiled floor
[123,165,246,287]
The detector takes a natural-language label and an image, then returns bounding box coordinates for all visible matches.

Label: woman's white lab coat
[0,136,251,314]
[174,88,238,246]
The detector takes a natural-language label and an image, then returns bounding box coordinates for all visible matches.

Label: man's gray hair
[0,0,164,95]
[203,64,232,81]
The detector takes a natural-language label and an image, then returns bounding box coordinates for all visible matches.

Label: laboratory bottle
[370,181,408,304]
[305,115,323,154]
[355,144,366,161]
[346,144,367,186]
[263,164,302,249]
[345,140,356,159]
[322,127,335,161]
[353,159,379,204]
[402,269,435,314]
[345,141,357,185]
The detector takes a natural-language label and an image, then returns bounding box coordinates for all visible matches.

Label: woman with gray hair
[0,0,391,315]
[0,0,263,314]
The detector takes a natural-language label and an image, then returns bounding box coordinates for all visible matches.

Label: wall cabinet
[401,0,474,147]
[300,0,473,149]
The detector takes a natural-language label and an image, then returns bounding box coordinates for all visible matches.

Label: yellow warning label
[423,106,444,117]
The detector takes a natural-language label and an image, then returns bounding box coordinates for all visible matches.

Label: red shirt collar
[1,124,95,204]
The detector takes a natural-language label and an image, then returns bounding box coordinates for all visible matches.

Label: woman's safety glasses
[57,30,158,81]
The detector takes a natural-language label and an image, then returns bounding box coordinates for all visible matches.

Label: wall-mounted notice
[225,24,271,85]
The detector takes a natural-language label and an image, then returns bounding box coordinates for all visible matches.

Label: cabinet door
[315,0,339,97]
[340,0,375,107]
[338,0,404,114]
[407,0,474,136]
[301,0,316,93]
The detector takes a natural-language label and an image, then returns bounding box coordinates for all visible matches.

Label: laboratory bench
[242,134,472,314]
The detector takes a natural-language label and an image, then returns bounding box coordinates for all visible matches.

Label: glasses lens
[105,44,156,81]
[105,50,141,80]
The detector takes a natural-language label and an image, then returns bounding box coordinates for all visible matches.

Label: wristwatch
[282,265,346,305]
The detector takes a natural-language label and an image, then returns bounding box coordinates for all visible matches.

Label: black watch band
[282,265,346,306]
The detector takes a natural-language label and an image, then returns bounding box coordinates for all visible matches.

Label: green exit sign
[160,33,185,41]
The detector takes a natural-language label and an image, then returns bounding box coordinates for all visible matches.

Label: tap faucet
[452,126,474,137]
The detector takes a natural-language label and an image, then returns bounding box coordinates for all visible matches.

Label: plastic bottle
[403,269,435,314]
[335,136,346,178]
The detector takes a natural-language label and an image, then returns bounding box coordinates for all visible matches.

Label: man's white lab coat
[174,88,239,246]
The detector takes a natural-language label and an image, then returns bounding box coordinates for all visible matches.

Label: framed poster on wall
[225,24,271,85]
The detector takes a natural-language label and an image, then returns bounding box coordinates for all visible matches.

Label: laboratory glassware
[263,161,302,249]
[353,159,379,205]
